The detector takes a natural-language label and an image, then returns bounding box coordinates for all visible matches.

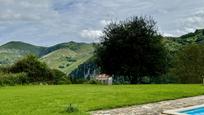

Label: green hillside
[168,29,204,45]
[163,29,204,52]
[0,41,94,75]
[0,41,47,65]
[40,41,92,55]
[40,42,94,74]
[0,41,46,56]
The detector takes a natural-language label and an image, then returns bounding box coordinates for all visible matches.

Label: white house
[95,74,112,85]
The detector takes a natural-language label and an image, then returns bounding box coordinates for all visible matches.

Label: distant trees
[10,55,53,82]
[1,55,72,85]
[95,16,168,84]
[171,44,204,83]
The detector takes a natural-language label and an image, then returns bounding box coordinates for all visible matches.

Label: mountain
[40,41,91,55]
[163,29,204,52]
[0,41,47,65]
[0,41,47,55]
[0,29,203,75]
[40,42,94,74]
[0,41,94,74]
[166,29,204,45]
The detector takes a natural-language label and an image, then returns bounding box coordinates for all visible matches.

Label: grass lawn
[1,84,204,115]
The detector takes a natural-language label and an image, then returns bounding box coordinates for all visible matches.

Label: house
[95,74,112,85]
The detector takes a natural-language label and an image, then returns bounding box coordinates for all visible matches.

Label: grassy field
[1,84,204,115]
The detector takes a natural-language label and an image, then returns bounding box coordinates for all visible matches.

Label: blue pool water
[180,107,204,115]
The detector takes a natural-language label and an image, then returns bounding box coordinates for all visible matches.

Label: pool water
[180,107,204,115]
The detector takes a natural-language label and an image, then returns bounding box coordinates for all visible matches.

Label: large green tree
[95,16,167,84]
[171,44,204,83]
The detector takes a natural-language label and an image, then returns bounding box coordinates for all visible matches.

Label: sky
[0,0,204,46]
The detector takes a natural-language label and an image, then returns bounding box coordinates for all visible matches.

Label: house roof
[96,74,110,80]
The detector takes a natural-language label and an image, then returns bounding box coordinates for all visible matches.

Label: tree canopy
[95,16,167,84]
[171,44,204,83]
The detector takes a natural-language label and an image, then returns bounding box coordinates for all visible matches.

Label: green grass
[1,84,204,115]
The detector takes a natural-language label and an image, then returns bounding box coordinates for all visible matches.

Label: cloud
[80,29,103,42]
[100,20,112,26]
[0,0,204,46]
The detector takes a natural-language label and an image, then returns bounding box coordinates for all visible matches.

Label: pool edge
[163,104,204,115]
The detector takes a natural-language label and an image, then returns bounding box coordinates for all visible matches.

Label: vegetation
[95,16,167,84]
[0,41,46,56]
[2,15,204,115]
[0,72,28,86]
[0,55,71,85]
[1,18,204,84]
[40,42,94,74]
[170,44,204,83]
[9,55,53,83]
[171,29,204,45]
[0,85,204,115]
[0,41,94,76]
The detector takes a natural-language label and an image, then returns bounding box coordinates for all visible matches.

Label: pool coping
[163,104,204,115]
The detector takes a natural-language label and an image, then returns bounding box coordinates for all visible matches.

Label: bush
[0,55,72,86]
[9,55,54,83]
[66,57,77,62]
[51,69,71,84]
[66,104,79,113]
[0,72,28,86]
[58,65,65,69]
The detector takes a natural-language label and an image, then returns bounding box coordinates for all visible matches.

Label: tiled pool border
[163,104,204,115]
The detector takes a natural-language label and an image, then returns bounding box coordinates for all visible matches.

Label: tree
[10,55,53,82]
[95,16,167,84]
[171,44,204,83]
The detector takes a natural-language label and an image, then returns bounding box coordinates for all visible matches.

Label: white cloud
[1,0,204,45]
[100,20,112,26]
[162,33,174,37]
[80,29,103,42]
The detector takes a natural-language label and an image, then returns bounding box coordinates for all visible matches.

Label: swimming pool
[163,104,204,115]
[180,107,204,115]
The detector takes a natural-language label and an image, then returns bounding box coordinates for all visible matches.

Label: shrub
[0,55,72,86]
[9,55,54,83]
[58,65,65,69]
[51,69,71,84]
[0,72,28,86]
[66,57,77,62]
[66,104,79,113]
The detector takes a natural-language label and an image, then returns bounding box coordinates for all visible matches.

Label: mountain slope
[40,41,93,56]
[0,41,94,74]
[168,29,204,45]
[40,42,94,74]
[0,41,47,65]
[0,41,47,56]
